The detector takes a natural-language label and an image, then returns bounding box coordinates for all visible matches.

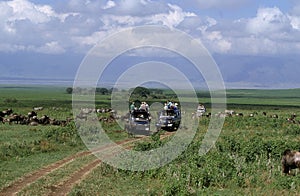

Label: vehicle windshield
[134,120,149,124]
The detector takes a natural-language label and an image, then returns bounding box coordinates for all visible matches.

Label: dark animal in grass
[281,149,300,175]
[28,111,37,118]
[0,108,13,117]
[291,113,297,119]
[39,115,50,125]
[7,114,22,124]
[50,118,61,126]
[0,116,4,124]
[236,113,243,117]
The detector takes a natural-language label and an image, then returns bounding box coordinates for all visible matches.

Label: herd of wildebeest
[0,108,71,126]
[1,106,300,175]
[0,107,116,126]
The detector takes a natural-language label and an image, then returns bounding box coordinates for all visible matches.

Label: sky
[0,0,300,89]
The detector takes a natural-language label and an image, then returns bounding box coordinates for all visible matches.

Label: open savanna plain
[1,85,300,195]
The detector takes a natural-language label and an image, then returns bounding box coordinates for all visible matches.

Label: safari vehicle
[156,108,181,131]
[125,109,151,135]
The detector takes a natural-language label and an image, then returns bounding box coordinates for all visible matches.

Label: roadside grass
[69,163,164,196]
[0,147,84,190]
[68,109,300,195]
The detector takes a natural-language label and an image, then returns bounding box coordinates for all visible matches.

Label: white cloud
[288,15,300,30]
[150,4,196,29]
[102,15,143,28]
[102,0,116,10]
[35,41,66,54]
[0,0,79,53]
[246,7,290,35]
[195,6,300,55]
[6,0,72,24]
[0,0,299,57]
[202,31,232,53]
[72,31,110,47]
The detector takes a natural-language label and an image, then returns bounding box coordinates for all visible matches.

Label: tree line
[66,86,166,99]
[66,87,117,95]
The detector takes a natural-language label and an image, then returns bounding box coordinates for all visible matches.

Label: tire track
[0,136,145,196]
[0,131,174,196]
[48,159,102,196]
[47,131,175,195]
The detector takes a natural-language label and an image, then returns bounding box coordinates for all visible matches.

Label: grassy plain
[0,85,300,195]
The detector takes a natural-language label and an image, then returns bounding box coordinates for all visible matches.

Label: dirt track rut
[0,132,173,195]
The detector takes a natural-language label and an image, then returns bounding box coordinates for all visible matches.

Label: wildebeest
[271,114,278,118]
[7,114,24,124]
[0,108,13,117]
[33,106,43,111]
[0,116,4,124]
[28,111,37,118]
[225,109,235,116]
[236,113,244,117]
[249,113,255,117]
[281,149,300,175]
[39,115,50,125]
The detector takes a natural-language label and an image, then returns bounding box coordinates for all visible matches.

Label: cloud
[5,0,72,24]
[102,0,116,10]
[101,3,196,29]
[201,31,232,53]
[34,41,66,54]
[0,0,80,53]
[150,4,196,29]
[288,15,300,30]
[196,6,300,55]
[0,0,299,57]
[246,7,290,35]
[0,0,198,54]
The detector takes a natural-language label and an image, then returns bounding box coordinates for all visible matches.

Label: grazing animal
[7,114,22,124]
[0,116,4,124]
[236,113,243,117]
[39,115,50,125]
[33,107,43,111]
[0,109,13,117]
[225,110,235,116]
[29,121,39,126]
[28,111,37,118]
[281,149,300,175]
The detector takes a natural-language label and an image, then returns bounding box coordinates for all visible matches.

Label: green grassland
[1,85,300,195]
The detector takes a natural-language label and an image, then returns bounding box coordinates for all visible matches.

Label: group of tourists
[130,101,149,113]
[129,100,180,114]
[163,100,179,111]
